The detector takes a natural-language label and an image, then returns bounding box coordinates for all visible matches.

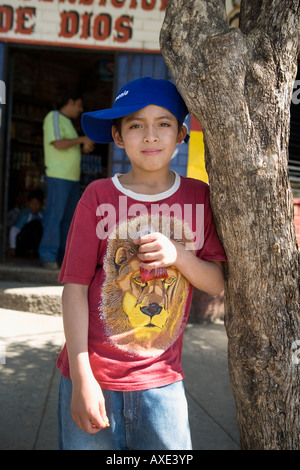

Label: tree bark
[160,0,300,449]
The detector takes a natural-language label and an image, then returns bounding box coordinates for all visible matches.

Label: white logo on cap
[115,90,129,102]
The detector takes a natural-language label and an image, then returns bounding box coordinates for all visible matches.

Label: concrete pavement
[0,302,240,450]
[0,307,63,450]
[0,261,240,450]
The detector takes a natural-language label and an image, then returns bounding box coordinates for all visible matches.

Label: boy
[9,188,44,258]
[57,77,227,450]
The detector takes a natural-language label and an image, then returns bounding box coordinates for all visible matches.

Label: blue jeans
[39,177,80,263]
[57,375,192,450]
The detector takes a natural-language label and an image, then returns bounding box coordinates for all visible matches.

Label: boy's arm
[62,283,109,433]
[135,233,225,296]
[172,243,224,295]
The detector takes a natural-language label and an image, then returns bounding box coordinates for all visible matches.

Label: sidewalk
[0,304,240,450]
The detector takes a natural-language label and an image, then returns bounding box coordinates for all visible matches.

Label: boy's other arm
[62,283,109,433]
[135,233,225,296]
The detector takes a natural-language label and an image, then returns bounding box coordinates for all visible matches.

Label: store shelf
[12,114,44,125]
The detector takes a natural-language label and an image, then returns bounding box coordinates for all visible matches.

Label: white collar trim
[112,171,181,202]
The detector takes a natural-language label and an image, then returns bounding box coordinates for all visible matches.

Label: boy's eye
[159,122,171,127]
[129,123,142,129]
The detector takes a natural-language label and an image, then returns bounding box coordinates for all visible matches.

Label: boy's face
[28,198,42,214]
[112,105,187,174]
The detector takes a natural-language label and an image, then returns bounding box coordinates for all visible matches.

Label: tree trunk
[160,0,300,449]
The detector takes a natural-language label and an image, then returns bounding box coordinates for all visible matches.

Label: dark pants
[16,219,43,257]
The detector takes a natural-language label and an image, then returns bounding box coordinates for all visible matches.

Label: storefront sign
[0,0,167,51]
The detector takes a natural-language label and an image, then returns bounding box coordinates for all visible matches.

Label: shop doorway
[1,48,190,263]
[3,45,115,262]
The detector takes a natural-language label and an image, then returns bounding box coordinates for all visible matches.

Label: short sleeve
[58,198,100,285]
[197,186,227,262]
[43,111,61,144]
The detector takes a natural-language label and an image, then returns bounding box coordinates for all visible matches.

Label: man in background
[39,91,94,270]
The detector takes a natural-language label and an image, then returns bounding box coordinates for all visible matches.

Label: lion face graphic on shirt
[100,214,195,357]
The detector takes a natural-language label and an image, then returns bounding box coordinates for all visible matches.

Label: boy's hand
[134,232,180,269]
[71,375,109,434]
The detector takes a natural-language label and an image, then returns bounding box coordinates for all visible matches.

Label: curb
[0,282,63,316]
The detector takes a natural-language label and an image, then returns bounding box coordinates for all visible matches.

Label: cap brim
[81,104,148,143]
[82,104,190,144]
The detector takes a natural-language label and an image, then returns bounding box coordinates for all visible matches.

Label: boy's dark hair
[60,91,82,108]
[112,116,183,138]
[112,118,123,137]
[28,188,44,204]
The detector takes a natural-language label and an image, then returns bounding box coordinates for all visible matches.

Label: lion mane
[100,213,195,357]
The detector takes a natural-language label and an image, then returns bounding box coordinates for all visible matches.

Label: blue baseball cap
[81,77,189,143]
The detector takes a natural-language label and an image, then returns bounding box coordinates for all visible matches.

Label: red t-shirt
[56,173,227,391]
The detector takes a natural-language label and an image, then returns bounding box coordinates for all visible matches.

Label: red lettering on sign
[93,14,111,41]
[111,0,126,7]
[0,5,13,33]
[114,15,132,42]
[15,7,35,35]
[59,11,79,38]
[0,1,162,45]
[142,0,156,10]
[160,0,167,10]
[80,12,92,38]
[98,0,138,8]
